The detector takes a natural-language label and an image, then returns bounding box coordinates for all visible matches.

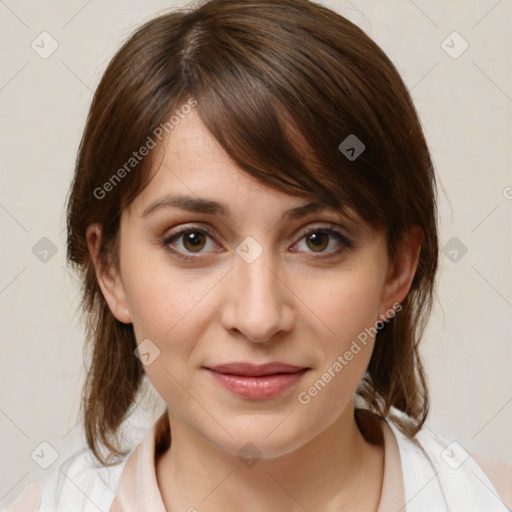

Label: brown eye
[293,227,353,257]
[182,231,207,252]
[162,226,219,260]
[305,231,329,252]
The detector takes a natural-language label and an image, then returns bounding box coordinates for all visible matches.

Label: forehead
[126,110,322,218]
[121,108,366,235]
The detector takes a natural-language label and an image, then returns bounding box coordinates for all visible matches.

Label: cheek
[311,267,385,346]
[122,263,212,405]
[120,244,224,388]
[297,264,386,398]
[121,241,209,337]
[295,274,384,418]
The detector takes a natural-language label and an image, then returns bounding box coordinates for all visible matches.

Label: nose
[220,244,295,344]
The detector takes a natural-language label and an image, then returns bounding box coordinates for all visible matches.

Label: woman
[5,0,511,510]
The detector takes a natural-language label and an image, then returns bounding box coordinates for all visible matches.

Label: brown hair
[66,0,438,465]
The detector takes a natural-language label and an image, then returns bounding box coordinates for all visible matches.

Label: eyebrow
[140,193,331,220]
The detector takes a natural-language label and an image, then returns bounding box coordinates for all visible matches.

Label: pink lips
[204,362,310,400]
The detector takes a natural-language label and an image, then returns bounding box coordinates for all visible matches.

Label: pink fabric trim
[2,480,44,512]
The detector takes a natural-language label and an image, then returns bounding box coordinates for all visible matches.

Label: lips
[204,362,310,400]
[206,362,308,376]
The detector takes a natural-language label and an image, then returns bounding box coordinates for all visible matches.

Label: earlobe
[381,226,423,312]
[86,223,132,324]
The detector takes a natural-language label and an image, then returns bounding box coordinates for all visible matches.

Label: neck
[155,405,384,512]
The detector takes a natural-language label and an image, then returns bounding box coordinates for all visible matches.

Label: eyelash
[161,224,354,262]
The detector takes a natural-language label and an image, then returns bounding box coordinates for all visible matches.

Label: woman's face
[88,108,418,458]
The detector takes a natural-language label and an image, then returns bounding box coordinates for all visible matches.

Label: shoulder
[471,450,512,510]
[1,480,44,512]
[2,447,132,512]
[387,417,512,511]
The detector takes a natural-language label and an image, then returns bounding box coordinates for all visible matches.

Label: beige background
[1,0,511,506]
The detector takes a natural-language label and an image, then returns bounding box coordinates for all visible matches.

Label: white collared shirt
[3,411,511,511]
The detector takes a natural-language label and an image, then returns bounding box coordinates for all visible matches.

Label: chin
[206,416,311,460]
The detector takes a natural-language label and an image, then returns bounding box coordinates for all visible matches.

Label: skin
[87,108,421,512]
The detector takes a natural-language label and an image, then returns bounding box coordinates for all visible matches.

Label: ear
[380,226,423,314]
[86,223,132,324]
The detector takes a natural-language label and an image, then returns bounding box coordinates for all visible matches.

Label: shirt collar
[110,412,169,512]
[110,410,404,512]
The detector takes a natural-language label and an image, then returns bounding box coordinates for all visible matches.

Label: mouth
[203,362,310,399]
[205,361,309,377]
